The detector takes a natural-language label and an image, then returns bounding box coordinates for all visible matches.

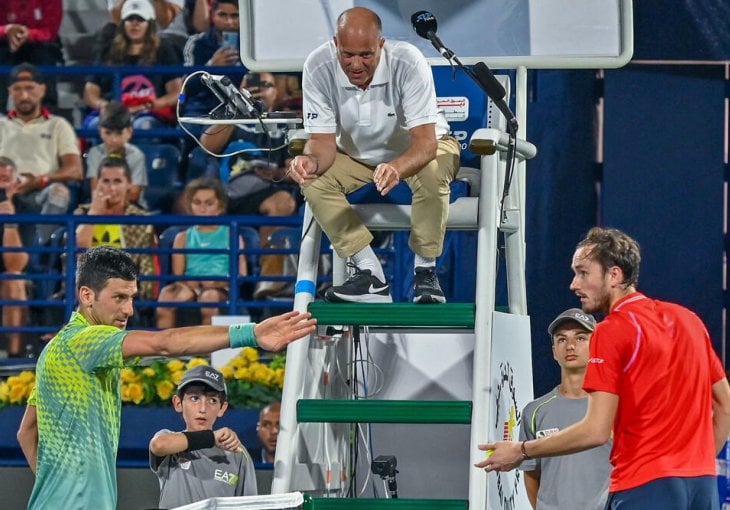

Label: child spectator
[200,71,299,299]
[156,177,247,328]
[149,365,257,507]
[85,101,148,207]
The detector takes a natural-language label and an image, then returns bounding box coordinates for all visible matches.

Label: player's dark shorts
[606,475,719,510]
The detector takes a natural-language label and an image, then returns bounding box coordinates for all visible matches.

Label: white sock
[351,246,385,282]
[414,254,436,272]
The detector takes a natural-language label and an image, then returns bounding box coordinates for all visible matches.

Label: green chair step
[307,302,474,328]
[303,497,468,510]
[297,399,472,424]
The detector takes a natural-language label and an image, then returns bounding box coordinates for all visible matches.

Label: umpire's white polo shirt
[302,39,449,167]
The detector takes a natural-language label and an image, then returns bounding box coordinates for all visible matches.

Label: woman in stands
[82,0,182,130]
[156,178,247,328]
[75,156,159,305]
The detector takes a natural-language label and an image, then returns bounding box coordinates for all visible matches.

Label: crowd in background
[0,0,305,357]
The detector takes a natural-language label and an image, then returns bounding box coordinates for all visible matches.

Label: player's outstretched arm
[122,311,316,358]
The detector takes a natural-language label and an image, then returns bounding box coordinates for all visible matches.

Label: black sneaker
[324,265,392,303]
[413,267,446,304]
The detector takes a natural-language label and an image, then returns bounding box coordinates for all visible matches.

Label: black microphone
[410,10,453,59]
[473,62,507,101]
[200,73,263,118]
[474,62,516,125]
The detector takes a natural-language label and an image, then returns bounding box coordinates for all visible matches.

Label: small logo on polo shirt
[214,469,239,486]
[387,112,396,117]
[536,427,559,438]
[588,357,604,364]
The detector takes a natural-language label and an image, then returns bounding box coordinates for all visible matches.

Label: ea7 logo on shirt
[536,428,559,438]
[214,469,239,486]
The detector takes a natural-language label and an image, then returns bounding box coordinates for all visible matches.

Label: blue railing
[0,212,412,341]
[0,213,314,336]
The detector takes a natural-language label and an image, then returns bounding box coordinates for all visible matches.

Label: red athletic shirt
[583,292,725,492]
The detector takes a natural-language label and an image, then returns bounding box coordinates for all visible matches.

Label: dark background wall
[525,1,730,395]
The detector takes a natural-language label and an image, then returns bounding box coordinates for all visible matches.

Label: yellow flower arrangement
[0,371,36,406]
[0,348,286,409]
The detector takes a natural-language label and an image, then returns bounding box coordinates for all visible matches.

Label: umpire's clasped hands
[373,162,400,196]
[289,154,319,186]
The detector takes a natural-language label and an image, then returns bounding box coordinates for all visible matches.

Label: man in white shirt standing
[289,6,460,304]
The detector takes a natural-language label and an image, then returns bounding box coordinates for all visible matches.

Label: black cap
[547,308,596,336]
[9,63,44,85]
[178,365,227,395]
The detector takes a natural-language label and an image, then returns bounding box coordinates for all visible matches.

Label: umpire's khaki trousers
[302,136,461,259]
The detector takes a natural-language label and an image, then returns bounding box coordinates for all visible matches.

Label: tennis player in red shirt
[477,226,730,509]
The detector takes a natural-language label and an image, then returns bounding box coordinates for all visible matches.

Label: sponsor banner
[489,311,534,510]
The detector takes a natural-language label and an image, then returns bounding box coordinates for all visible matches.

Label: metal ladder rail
[271,130,536,500]
[273,78,537,506]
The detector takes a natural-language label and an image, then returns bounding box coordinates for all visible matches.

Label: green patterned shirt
[29,311,128,510]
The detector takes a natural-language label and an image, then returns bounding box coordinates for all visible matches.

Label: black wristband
[183,430,215,451]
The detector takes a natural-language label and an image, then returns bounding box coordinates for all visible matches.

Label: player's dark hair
[76,246,139,293]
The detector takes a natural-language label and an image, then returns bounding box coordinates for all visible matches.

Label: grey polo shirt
[150,429,257,508]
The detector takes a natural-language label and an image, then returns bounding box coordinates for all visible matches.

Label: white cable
[176,71,289,160]
[356,422,373,497]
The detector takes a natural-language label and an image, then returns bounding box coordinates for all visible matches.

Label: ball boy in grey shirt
[150,365,257,507]
[518,309,611,510]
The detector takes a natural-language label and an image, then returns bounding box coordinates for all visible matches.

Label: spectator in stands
[0,157,32,357]
[0,63,83,245]
[289,7,460,304]
[85,101,148,207]
[156,178,247,328]
[149,365,257,507]
[18,245,315,509]
[83,0,183,131]
[75,157,158,301]
[519,308,611,510]
[200,71,299,299]
[181,0,244,120]
[106,0,188,57]
[255,401,280,464]
[0,0,64,111]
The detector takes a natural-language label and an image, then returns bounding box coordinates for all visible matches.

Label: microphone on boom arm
[410,11,453,60]
[409,10,516,131]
